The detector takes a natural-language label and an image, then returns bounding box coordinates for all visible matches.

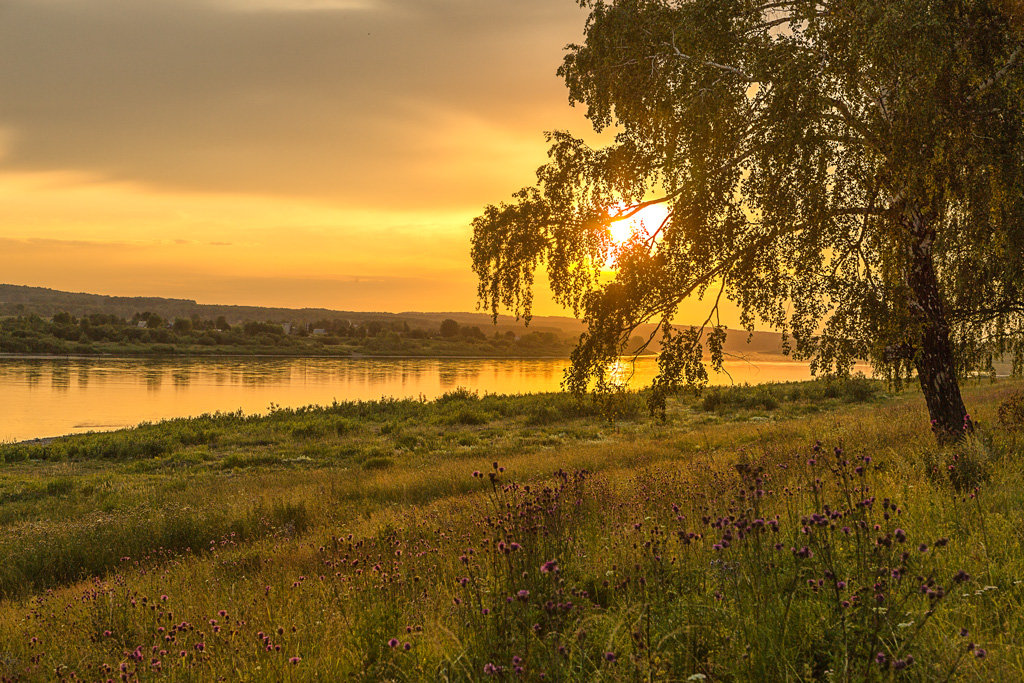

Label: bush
[702,385,780,412]
[700,378,882,413]
[290,423,327,440]
[445,409,491,426]
[922,433,996,492]
[997,390,1024,431]
[363,456,394,471]
[525,404,563,425]
[436,387,479,404]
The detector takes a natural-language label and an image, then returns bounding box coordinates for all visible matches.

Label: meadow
[0,376,1021,681]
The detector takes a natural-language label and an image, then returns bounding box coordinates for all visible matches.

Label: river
[0,356,861,442]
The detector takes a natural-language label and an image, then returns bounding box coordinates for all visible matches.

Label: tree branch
[967,44,1024,103]
[823,97,888,156]
[663,34,754,81]
[609,192,683,222]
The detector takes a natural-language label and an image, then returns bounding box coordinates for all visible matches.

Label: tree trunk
[905,214,971,444]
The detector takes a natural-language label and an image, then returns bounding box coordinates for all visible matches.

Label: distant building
[281,322,293,334]
[312,328,327,336]
[136,321,147,329]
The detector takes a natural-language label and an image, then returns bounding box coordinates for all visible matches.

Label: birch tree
[472,0,1024,442]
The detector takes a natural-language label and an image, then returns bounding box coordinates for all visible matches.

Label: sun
[608,202,670,246]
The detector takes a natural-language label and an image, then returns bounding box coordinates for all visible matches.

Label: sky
[0,0,601,314]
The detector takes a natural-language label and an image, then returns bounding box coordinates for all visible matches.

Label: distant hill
[0,283,584,336]
[0,283,787,357]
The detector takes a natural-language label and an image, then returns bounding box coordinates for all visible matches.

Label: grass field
[0,377,1021,681]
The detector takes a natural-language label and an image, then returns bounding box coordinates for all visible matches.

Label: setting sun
[609,202,670,246]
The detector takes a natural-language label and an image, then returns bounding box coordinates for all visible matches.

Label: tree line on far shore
[0,311,575,357]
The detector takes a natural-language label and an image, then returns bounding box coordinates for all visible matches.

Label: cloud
[0,0,589,210]
[222,0,378,11]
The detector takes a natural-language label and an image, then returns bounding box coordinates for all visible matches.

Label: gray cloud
[0,0,586,209]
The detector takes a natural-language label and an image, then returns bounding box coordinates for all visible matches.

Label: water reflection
[144,367,163,391]
[0,356,868,443]
[51,363,71,392]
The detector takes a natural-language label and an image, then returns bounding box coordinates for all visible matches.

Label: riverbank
[0,355,835,444]
[0,377,1022,679]
[0,312,581,359]
[0,344,578,359]
[0,351,579,361]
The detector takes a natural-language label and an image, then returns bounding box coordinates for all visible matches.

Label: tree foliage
[472,0,1024,439]
[440,318,461,337]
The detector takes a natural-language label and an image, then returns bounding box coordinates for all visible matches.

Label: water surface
[0,356,859,442]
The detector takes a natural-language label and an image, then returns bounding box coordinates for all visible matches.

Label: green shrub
[922,433,996,492]
[525,404,563,425]
[702,385,780,412]
[700,378,881,413]
[997,390,1024,431]
[445,409,491,426]
[393,434,421,450]
[362,456,394,471]
[290,423,327,440]
[436,387,479,404]
[334,418,357,435]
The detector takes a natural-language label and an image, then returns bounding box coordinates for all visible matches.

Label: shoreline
[0,352,811,363]
[3,367,881,447]
[0,351,581,361]
[0,357,878,446]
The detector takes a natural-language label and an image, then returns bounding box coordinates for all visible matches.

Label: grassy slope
[0,378,1021,680]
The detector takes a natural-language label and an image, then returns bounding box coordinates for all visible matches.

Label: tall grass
[0,379,1020,680]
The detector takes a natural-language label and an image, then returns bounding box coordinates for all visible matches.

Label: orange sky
[0,0,742,324]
